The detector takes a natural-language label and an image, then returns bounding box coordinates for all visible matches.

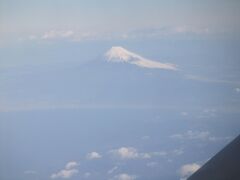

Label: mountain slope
[105,46,177,70]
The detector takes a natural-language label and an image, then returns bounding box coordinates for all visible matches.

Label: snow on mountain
[105,46,177,70]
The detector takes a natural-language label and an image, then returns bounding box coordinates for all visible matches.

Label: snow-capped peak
[105,46,140,62]
[105,46,177,70]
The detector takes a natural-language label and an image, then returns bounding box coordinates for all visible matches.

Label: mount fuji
[105,46,177,70]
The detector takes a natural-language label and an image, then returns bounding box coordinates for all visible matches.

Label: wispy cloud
[185,74,240,85]
[170,130,211,141]
[108,166,118,174]
[41,30,74,40]
[170,130,232,142]
[29,30,101,42]
[172,148,184,156]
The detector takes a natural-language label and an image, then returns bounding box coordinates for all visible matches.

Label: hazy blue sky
[0,1,240,180]
[1,0,240,42]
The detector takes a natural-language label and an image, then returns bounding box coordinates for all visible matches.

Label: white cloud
[105,46,177,70]
[61,31,74,38]
[65,161,79,170]
[113,173,137,180]
[110,147,139,159]
[86,151,102,160]
[110,147,151,159]
[179,163,201,179]
[51,169,78,179]
[51,161,79,179]
[110,147,184,160]
[38,30,102,42]
[42,30,58,39]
